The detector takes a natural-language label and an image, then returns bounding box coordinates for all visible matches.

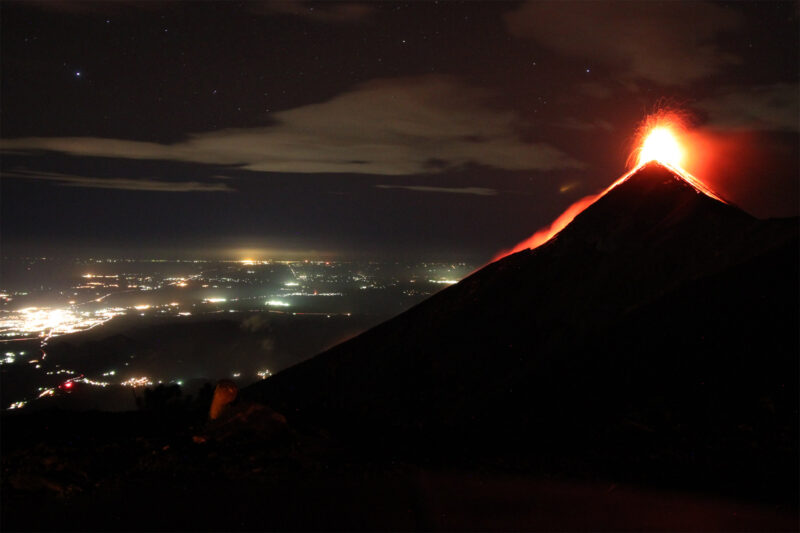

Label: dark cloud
[375,185,497,196]
[247,1,374,23]
[555,118,615,133]
[505,1,742,86]
[19,1,373,24]
[575,81,614,99]
[2,169,234,192]
[19,1,166,15]
[697,83,799,132]
[0,76,582,175]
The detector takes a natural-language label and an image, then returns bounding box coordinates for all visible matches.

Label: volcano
[247,161,798,495]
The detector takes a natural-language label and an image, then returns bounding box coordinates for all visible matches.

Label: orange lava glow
[637,127,683,167]
[628,110,690,168]
[492,111,726,263]
[491,193,599,261]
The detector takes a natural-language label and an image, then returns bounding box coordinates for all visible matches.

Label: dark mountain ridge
[246,162,798,496]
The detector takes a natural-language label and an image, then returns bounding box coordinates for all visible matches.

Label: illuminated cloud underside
[0,76,582,176]
[2,169,234,192]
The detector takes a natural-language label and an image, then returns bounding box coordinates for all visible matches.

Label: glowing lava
[637,127,683,167]
[492,112,726,262]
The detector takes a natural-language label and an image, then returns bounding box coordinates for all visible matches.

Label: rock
[209,379,238,420]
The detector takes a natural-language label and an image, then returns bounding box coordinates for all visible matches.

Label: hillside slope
[246,162,798,495]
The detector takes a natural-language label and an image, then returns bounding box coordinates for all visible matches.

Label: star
[75,71,81,78]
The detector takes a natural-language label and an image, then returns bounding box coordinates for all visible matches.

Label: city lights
[2,257,471,411]
[121,376,154,388]
[0,306,123,338]
[78,377,110,387]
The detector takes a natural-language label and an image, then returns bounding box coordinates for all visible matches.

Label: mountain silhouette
[3,163,796,531]
[247,161,798,494]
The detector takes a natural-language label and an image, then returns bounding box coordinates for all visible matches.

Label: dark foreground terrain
[2,163,798,531]
[2,406,796,532]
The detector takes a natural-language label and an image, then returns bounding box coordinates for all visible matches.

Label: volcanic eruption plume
[493,111,726,261]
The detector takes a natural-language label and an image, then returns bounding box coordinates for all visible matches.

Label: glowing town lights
[257,369,272,379]
[176,282,188,287]
[178,312,192,316]
[78,377,110,387]
[8,401,26,410]
[38,389,55,398]
[637,127,683,167]
[204,298,227,303]
[134,305,151,310]
[266,300,290,307]
[0,306,123,338]
[284,281,300,287]
[430,279,459,285]
[121,376,153,388]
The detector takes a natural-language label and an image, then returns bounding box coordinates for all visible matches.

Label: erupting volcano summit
[494,121,727,261]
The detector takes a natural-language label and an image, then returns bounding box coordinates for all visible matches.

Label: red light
[63,381,73,389]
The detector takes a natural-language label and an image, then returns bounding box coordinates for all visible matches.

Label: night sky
[1,1,797,261]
